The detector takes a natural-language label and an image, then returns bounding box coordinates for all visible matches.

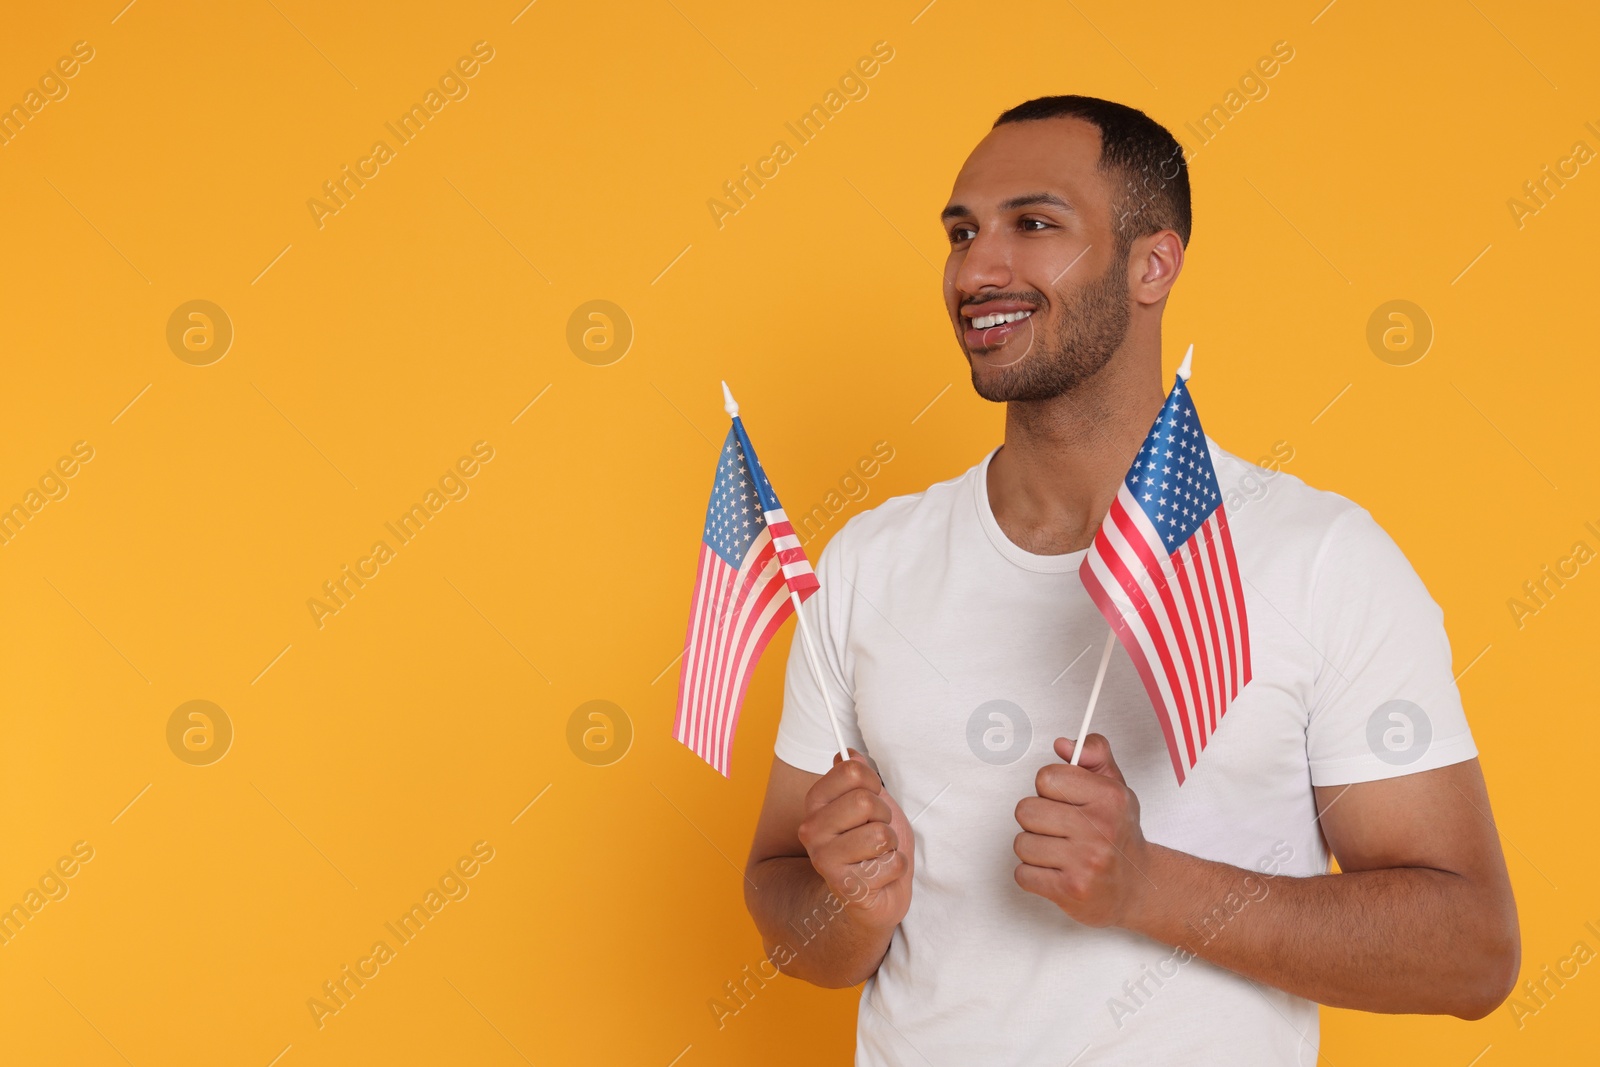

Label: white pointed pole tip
[1176,343,1194,382]
[721,380,739,417]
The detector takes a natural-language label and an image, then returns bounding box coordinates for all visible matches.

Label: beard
[966,244,1132,403]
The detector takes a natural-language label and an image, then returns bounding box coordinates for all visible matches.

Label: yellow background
[1,0,1595,1063]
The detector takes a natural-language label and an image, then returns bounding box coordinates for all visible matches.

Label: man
[743,95,1519,1065]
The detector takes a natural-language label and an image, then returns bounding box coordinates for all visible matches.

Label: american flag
[1079,365,1252,784]
[673,414,818,776]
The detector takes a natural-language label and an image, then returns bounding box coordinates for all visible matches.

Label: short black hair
[993,95,1191,254]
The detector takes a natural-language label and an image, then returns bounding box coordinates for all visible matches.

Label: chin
[968,364,1025,403]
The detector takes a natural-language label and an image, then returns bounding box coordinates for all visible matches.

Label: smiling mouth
[969,309,1034,330]
[963,307,1037,353]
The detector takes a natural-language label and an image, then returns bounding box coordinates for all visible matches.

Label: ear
[1129,229,1184,307]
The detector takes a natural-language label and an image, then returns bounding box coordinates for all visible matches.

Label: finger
[1014,795,1082,837]
[832,747,879,776]
[1013,861,1057,899]
[815,820,900,871]
[1012,830,1068,870]
[1056,733,1126,783]
[1017,793,1107,844]
[822,787,893,832]
[799,789,892,855]
[1035,761,1110,807]
[809,752,884,810]
[838,847,911,897]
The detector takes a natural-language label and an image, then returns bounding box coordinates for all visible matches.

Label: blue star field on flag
[1125,376,1222,549]
[703,427,770,568]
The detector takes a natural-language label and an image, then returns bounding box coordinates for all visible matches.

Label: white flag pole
[1069,343,1195,766]
[724,382,852,764]
[1176,341,1193,382]
[792,592,852,763]
[1070,628,1117,766]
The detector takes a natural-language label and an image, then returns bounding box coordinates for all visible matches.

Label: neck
[986,335,1167,555]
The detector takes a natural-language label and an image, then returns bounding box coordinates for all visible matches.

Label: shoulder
[1207,439,1429,608]
[811,455,981,570]
[1210,439,1359,542]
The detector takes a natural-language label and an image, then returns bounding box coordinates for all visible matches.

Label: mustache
[960,293,1043,312]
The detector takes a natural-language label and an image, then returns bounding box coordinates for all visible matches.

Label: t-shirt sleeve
[773,526,865,776]
[1304,505,1479,786]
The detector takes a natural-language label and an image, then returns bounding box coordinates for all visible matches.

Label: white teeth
[971,309,1033,330]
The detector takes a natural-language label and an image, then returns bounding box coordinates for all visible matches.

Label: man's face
[941,117,1131,402]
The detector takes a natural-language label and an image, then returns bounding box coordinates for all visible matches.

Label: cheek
[1028,243,1094,294]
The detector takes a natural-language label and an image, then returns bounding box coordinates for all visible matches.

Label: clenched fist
[797,749,915,932]
[1014,734,1151,928]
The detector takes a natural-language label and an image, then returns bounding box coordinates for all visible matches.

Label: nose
[949,227,1013,305]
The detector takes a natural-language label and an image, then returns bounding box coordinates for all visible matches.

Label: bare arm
[744,751,914,988]
[1016,736,1521,1019]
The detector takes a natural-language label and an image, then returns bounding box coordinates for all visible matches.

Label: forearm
[1125,844,1517,1018]
[745,856,894,988]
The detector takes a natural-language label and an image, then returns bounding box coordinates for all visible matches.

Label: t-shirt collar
[972,445,1092,574]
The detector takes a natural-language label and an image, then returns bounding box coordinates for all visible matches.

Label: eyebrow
[940,192,1074,222]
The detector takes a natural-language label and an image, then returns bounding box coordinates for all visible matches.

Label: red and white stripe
[674,508,817,776]
[768,508,820,596]
[1079,486,1251,783]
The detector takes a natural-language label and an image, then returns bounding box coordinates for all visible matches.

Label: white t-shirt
[774,441,1478,1067]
